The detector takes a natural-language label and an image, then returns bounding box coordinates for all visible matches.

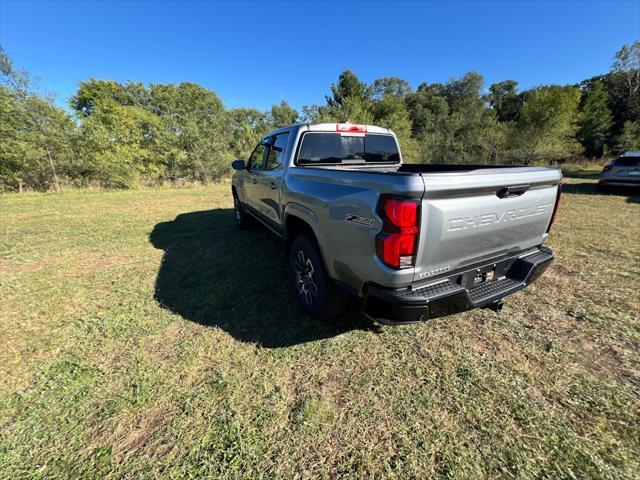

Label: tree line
[1,42,638,192]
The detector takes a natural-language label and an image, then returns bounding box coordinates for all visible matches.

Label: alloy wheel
[294,249,318,305]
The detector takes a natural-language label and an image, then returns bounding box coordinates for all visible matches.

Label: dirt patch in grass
[112,405,175,466]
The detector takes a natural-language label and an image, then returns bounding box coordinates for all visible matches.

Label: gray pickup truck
[231,123,562,324]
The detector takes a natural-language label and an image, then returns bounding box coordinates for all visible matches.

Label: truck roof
[265,123,395,137]
[304,123,394,135]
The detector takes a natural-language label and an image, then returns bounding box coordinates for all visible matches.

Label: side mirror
[231,160,246,171]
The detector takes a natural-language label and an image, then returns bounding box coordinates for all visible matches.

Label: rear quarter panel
[282,167,425,292]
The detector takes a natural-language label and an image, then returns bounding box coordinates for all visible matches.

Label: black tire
[233,192,251,229]
[289,234,348,320]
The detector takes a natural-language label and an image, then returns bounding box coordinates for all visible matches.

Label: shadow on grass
[561,169,602,180]
[562,183,600,195]
[149,209,374,348]
[563,182,640,201]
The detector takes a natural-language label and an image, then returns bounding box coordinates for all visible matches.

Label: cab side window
[248,141,268,170]
[265,133,290,171]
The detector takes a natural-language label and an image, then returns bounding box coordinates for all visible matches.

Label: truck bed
[289,162,562,286]
[304,162,538,174]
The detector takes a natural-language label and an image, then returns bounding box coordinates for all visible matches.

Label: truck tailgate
[414,167,562,282]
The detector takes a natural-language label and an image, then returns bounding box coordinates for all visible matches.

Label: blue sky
[1,0,638,111]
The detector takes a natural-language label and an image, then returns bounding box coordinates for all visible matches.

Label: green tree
[371,77,412,99]
[0,48,75,192]
[611,41,640,100]
[487,80,521,122]
[0,45,30,96]
[148,82,231,182]
[22,95,76,191]
[300,104,321,124]
[70,79,149,117]
[577,80,613,157]
[445,72,503,163]
[370,77,416,161]
[76,102,164,187]
[322,70,373,123]
[0,90,76,192]
[71,81,233,186]
[444,72,484,112]
[510,86,582,165]
[614,120,640,152]
[601,42,640,145]
[406,85,450,163]
[228,108,268,159]
[406,83,448,137]
[268,100,298,128]
[0,85,28,191]
[407,73,504,164]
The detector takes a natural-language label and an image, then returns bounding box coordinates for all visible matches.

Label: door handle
[270,182,278,190]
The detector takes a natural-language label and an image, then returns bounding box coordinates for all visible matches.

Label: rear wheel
[233,193,251,229]
[289,235,348,320]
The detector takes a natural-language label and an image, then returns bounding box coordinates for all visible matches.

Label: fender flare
[283,202,335,276]
[283,202,322,242]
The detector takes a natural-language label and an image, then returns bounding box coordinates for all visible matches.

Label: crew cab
[231,123,562,324]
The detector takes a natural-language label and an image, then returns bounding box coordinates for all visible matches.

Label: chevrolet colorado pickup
[231,123,562,324]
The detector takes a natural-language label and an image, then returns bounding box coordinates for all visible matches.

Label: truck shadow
[149,209,374,348]
[562,182,640,201]
[561,169,602,180]
[562,182,600,195]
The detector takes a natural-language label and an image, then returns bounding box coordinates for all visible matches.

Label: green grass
[1,172,639,479]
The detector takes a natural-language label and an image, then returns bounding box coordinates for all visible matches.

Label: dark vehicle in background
[598,151,640,192]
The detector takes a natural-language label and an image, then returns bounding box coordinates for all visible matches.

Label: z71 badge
[345,213,375,227]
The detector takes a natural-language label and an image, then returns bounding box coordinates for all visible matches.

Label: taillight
[546,184,562,233]
[376,196,420,269]
[336,123,367,133]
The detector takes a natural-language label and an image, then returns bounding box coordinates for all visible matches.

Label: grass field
[1,167,639,479]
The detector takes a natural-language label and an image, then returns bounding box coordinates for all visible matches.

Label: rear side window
[296,133,400,165]
[613,156,640,167]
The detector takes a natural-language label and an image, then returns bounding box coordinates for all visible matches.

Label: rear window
[613,156,640,167]
[296,133,400,165]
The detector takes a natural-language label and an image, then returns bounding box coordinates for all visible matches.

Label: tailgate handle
[497,184,530,198]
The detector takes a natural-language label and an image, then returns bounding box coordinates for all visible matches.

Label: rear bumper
[363,246,554,325]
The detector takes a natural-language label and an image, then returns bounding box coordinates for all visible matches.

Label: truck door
[244,140,268,215]
[256,132,290,229]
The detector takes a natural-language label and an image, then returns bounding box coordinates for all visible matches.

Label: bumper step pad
[468,277,521,304]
